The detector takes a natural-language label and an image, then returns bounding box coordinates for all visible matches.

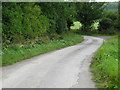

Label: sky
[96,0,119,2]
[64,0,119,2]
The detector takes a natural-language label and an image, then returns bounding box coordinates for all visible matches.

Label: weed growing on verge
[2,33,83,66]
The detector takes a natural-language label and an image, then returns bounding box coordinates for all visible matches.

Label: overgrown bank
[2,33,83,66]
[91,36,118,88]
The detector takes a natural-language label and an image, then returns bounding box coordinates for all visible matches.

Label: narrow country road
[2,36,104,88]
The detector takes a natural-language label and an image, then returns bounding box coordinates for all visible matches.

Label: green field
[91,36,118,88]
[2,33,83,66]
[70,21,99,32]
[70,21,82,30]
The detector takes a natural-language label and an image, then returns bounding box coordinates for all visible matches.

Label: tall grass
[2,33,83,66]
[91,36,118,88]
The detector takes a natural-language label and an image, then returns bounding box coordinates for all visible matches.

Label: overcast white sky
[95,0,119,2]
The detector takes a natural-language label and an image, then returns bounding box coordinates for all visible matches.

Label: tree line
[2,2,119,47]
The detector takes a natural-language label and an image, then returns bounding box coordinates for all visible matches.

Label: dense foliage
[2,3,50,47]
[2,2,119,47]
[2,2,77,47]
[76,2,105,32]
[98,10,119,34]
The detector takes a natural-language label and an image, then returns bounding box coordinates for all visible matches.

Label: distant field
[70,21,82,30]
[70,21,99,30]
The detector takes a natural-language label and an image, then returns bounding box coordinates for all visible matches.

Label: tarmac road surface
[2,36,104,88]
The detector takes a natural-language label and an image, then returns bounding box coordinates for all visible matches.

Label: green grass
[0,45,1,66]
[2,33,83,66]
[0,56,1,66]
[91,36,118,88]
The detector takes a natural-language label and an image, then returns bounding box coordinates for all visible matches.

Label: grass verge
[2,33,83,66]
[91,36,118,88]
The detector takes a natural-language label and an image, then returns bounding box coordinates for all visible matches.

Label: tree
[103,11,118,29]
[99,2,119,34]
[63,3,77,30]
[37,3,76,34]
[2,2,50,45]
[99,17,113,33]
[76,2,105,32]
[2,3,23,43]
[21,3,49,39]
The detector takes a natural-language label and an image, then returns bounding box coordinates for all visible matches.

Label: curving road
[2,36,104,88]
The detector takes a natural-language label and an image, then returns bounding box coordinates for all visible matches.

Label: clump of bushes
[2,3,50,47]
